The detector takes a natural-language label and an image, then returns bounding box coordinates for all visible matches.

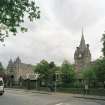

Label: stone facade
[74,33,91,71]
[7,57,34,81]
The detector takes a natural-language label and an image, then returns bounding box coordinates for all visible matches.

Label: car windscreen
[0,81,3,86]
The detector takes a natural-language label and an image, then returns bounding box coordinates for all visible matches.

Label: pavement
[74,95,105,101]
[1,88,105,105]
[5,88,105,101]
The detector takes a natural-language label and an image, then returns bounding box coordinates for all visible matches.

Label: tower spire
[79,29,86,52]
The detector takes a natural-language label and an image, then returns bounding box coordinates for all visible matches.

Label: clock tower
[74,31,91,71]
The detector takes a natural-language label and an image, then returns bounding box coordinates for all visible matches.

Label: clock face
[78,53,82,58]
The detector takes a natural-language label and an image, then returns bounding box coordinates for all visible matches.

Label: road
[0,89,105,105]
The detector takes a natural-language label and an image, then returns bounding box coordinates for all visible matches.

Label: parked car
[0,77,4,95]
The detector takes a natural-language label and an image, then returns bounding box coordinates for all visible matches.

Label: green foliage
[94,58,105,81]
[81,66,96,80]
[61,60,76,83]
[0,62,5,75]
[34,60,49,79]
[0,0,40,41]
[34,60,58,81]
[101,33,105,57]
[0,62,4,71]
[95,32,105,81]
[81,58,105,82]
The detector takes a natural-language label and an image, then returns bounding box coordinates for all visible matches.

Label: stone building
[74,32,91,71]
[7,57,34,81]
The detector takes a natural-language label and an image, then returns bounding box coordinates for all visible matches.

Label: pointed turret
[79,30,86,53]
[8,59,13,65]
[15,56,21,64]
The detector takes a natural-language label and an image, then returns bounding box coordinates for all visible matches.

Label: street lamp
[54,72,59,92]
[34,73,40,89]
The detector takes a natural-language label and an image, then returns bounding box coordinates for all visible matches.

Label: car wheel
[0,93,3,96]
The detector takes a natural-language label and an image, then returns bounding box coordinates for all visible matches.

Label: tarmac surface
[0,88,104,105]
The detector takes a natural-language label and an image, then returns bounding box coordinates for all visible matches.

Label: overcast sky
[1,0,105,67]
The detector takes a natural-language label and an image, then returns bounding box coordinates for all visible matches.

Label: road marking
[55,103,69,105]
[55,103,63,105]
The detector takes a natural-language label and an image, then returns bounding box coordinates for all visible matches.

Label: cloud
[0,0,105,67]
[52,0,105,32]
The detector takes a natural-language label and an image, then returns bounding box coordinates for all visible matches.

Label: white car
[0,77,4,95]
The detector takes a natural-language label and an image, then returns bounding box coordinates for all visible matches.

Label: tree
[0,0,40,42]
[34,60,59,83]
[96,33,105,81]
[81,65,96,80]
[35,60,49,80]
[49,61,55,69]
[61,60,75,83]
[0,62,5,76]
[94,58,105,82]
[101,32,105,57]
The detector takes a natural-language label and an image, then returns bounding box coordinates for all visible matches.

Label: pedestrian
[48,83,53,92]
[84,84,89,95]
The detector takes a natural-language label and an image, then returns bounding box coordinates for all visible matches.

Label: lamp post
[54,72,59,92]
[34,73,40,89]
